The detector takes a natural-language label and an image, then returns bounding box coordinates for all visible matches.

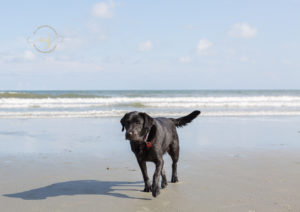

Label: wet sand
[1,117,300,211]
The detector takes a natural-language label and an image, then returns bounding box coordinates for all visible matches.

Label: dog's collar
[144,131,152,148]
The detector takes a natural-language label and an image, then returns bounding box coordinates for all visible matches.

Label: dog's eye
[135,121,140,124]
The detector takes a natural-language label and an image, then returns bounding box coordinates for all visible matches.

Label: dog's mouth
[125,126,155,143]
[125,134,143,142]
[126,138,144,143]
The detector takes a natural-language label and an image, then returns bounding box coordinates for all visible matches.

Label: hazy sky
[0,0,299,90]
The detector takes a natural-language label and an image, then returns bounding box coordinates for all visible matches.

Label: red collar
[144,131,152,148]
[146,141,152,148]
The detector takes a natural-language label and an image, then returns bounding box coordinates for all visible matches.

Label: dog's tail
[170,110,201,128]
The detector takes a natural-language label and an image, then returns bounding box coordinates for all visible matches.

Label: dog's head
[120,111,155,142]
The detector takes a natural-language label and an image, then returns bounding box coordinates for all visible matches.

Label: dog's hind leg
[161,168,168,189]
[137,160,151,192]
[168,143,179,183]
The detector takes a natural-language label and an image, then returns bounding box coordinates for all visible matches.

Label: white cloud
[281,59,293,65]
[0,55,102,74]
[228,22,258,38]
[0,50,36,62]
[138,40,153,52]
[0,54,15,62]
[23,50,36,61]
[179,56,192,63]
[92,1,115,18]
[225,48,236,57]
[56,36,85,52]
[240,56,249,62]
[240,56,256,64]
[281,42,297,49]
[197,39,213,54]
[87,20,109,41]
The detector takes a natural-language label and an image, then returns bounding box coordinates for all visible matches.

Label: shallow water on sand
[0,116,299,156]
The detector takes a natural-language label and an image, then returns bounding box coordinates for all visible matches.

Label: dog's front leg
[152,159,163,197]
[137,160,151,192]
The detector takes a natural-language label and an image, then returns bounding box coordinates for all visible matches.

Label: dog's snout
[126,131,133,136]
[126,130,135,139]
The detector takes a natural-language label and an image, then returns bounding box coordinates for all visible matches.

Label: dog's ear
[120,113,128,132]
[139,112,154,133]
[147,124,157,141]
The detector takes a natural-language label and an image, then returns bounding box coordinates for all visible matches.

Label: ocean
[0,90,300,118]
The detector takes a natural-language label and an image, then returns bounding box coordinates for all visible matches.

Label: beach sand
[1,117,300,211]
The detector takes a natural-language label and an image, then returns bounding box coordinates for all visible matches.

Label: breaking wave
[1,90,300,118]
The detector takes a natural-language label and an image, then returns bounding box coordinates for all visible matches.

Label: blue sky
[0,0,299,90]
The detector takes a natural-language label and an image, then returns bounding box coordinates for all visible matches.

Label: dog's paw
[151,185,160,197]
[171,175,178,183]
[161,180,168,189]
[143,185,151,192]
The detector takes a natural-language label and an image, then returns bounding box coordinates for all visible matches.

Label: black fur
[170,110,201,127]
[120,110,200,197]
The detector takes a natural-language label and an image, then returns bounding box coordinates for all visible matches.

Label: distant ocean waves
[1,110,300,119]
[0,90,300,118]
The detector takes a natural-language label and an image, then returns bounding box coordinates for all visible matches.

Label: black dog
[120,110,200,197]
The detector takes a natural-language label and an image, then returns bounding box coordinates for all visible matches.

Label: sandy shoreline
[1,117,300,211]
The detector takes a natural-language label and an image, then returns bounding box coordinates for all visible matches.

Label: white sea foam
[1,96,300,108]
[1,93,300,118]
[0,110,300,118]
